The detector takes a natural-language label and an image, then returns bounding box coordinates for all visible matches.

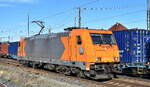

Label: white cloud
[0,0,39,3]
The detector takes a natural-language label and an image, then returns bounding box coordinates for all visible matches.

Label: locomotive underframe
[18,57,118,79]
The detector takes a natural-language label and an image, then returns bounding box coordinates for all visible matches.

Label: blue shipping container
[8,42,19,57]
[113,29,150,64]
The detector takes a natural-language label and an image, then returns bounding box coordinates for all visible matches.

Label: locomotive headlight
[96,57,101,62]
[114,57,119,61]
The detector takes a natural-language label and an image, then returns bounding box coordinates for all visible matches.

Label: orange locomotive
[18,27,120,79]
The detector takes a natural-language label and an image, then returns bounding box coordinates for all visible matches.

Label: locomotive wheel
[21,60,30,67]
[55,65,71,75]
[44,64,56,71]
[31,62,38,69]
[55,65,61,73]
[76,69,86,78]
[63,67,71,75]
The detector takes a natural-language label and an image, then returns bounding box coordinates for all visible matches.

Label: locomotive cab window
[77,36,82,45]
[90,33,116,44]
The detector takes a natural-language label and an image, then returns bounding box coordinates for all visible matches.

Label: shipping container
[113,29,150,75]
[8,42,19,59]
[8,42,19,55]
[0,42,8,57]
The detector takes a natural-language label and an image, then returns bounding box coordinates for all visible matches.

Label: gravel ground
[0,63,84,87]
[0,62,106,87]
[0,59,150,87]
[0,77,20,87]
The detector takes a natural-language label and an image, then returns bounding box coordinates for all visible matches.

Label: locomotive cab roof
[64,27,89,31]
[64,27,107,31]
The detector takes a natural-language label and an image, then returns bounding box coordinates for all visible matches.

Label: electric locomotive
[18,27,120,79]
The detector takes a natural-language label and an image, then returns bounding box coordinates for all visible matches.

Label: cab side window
[77,36,82,45]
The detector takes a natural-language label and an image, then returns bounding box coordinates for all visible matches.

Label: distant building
[109,23,128,31]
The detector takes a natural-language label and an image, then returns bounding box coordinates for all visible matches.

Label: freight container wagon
[18,27,120,79]
[8,42,19,59]
[113,29,150,76]
[0,42,8,58]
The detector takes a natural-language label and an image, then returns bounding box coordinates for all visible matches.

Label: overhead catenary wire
[51,9,146,31]
[85,9,146,23]
[53,17,74,30]
[37,0,101,20]
[123,19,145,25]
[34,0,146,30]
[30,0,102,33]
[75,5,143,27]
[98,19,146,30]
[51,2,129,29]
[122,19,146,29]
[47,12,74,32]
[81,5,143,11]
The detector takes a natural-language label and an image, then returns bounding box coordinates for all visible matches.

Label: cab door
[75,35,85,62]
[70,35,84,61]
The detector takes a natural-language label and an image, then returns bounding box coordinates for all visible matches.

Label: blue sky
[0,0,148,41]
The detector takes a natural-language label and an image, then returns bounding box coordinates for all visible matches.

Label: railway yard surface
[0,58,149,87]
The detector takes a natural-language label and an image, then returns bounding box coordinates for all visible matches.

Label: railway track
[0,58,150,87]
[0,58,21,67]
